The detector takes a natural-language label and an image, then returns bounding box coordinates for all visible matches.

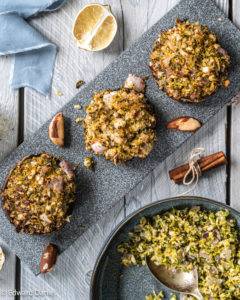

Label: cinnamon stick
[169,151,227,184]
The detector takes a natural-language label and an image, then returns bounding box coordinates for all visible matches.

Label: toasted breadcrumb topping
[150,20,230,102]
[84,76,156,164]
[2,154,75,234]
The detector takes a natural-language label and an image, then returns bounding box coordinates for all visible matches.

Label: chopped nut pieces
[75,116,84,124]
[166,116,202,132]
[74,104,82,110]
[124,74,146,92]
[150,20,230,102]
[0,247,5,271]
[83,157,94,169]
[223,79,230,87]
[40,243,58,273]
[59,160,75,179]
[2,153,76,234]
[76,80,85,89]
[84,75,156,164]
[49,112,64,147]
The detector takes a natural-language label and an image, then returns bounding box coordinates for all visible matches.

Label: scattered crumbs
[55,89,63,97]
[65,215,71,223]
[83,156,94,169]
[223,79,230,88]
[75,116,84,124]
[74,103,82,110]
[218,17,222,21]
[76,80,85,89]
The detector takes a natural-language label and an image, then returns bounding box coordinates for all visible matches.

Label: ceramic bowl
[90,196,240,299]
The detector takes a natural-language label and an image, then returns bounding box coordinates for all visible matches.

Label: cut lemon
[73,4,117,51]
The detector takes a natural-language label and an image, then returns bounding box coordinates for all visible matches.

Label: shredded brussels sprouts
[118,207,240,299]
[145,291,164,300]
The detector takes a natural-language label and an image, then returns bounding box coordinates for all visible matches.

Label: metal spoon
[146,258,203,300]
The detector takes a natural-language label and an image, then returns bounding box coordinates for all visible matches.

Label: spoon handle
[192,288,204,300]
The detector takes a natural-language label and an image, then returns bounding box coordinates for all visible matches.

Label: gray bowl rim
[90,195,240,299]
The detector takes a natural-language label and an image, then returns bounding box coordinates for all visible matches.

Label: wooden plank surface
[0,57,19,299]
[230,0,240,211]
[0,0,234,299]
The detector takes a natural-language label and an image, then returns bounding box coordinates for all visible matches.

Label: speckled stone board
[0,0,240,274]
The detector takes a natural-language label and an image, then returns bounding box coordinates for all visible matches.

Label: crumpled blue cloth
[0,0,67,95]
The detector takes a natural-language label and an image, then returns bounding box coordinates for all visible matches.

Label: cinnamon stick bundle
[169,151,227,184]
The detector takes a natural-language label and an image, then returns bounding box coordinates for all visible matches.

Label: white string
[179,147,205,196]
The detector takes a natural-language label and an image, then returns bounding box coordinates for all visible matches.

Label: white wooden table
[0,0,240,299]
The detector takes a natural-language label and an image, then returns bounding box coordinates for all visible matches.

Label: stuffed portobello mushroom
[1,153,76,234]
[150,20,230,102]
[84,74,156,164]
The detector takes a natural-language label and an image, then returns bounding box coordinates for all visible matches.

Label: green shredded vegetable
[118,207,240,299]
[145,291,164,300]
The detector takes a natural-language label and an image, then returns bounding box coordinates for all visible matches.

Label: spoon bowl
[146,258,203,300]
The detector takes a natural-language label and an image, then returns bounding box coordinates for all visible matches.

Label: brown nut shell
[40,243,58,273]
[166,116,202,132]
[49,112,64,147]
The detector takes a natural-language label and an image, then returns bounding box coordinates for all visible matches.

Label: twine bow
[180,147,205,195]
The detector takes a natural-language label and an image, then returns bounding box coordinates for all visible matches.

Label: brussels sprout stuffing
[118,207,240,299]
[145,291,164,300]
[150,20,230,102]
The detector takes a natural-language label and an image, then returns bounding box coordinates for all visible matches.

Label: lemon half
[73,4,117,51]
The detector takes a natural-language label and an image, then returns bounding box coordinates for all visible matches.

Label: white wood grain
[120,0,175,49]
[230,0,240,211]
[0,57,18,299]
[0,58,19,161]
[230,96,240,211]
[0,241,16,300]
[215,0,229,14]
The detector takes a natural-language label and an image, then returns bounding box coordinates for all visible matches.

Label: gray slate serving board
[0,0,240,274]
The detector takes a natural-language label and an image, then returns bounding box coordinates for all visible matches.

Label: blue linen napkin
[0,0,67,96]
